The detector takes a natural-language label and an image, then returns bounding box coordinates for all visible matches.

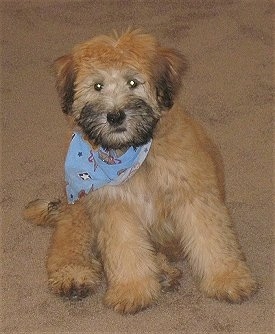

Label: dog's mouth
[110,126,127,133]
[76,99,159,150]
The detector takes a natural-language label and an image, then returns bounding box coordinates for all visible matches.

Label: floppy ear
[155,48,187,109]
[53,54,76,114]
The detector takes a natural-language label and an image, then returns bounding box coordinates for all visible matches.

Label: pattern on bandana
[65,132,151,203]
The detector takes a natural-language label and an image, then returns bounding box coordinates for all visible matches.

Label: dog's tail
[22,199,63,227]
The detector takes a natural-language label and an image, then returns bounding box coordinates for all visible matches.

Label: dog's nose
[107,111,126,126]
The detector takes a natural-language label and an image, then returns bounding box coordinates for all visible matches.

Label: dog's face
[54,30,186,149]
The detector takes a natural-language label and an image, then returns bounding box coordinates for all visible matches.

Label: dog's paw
[49,264,101,300]
[160,266,182,292]
[156,253,182,292]
[104,278,161,314]
[200,262,258,303]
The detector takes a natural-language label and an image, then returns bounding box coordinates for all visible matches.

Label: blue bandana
[65,132,151,203]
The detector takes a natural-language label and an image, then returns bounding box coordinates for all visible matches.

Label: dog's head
[54,30,186,149]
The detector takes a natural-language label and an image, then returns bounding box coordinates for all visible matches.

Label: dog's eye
[94,83,104,91]
[127,79,139,89]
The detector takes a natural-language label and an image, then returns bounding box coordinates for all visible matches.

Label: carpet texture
[1,1,273,333]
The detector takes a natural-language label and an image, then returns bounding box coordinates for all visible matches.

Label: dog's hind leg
[23,199,102,299]
[156,252,182,292]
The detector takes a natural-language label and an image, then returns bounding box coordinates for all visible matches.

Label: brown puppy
[23,30,257,314]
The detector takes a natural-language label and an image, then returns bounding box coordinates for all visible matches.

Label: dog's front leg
[46,202,101,299]
[98,202,161,314]
[175,193,257,303]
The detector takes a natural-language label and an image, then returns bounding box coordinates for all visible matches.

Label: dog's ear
[155,48,187,109]
[53,54,76,114]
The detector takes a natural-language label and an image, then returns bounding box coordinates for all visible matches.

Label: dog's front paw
[200,262,258,303]
[104,278,161,314]
[49,263,101,300]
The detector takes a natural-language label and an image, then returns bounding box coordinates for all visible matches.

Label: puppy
[23,30,257,314]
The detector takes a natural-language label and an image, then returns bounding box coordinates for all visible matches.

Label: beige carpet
[1,1,273,333]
